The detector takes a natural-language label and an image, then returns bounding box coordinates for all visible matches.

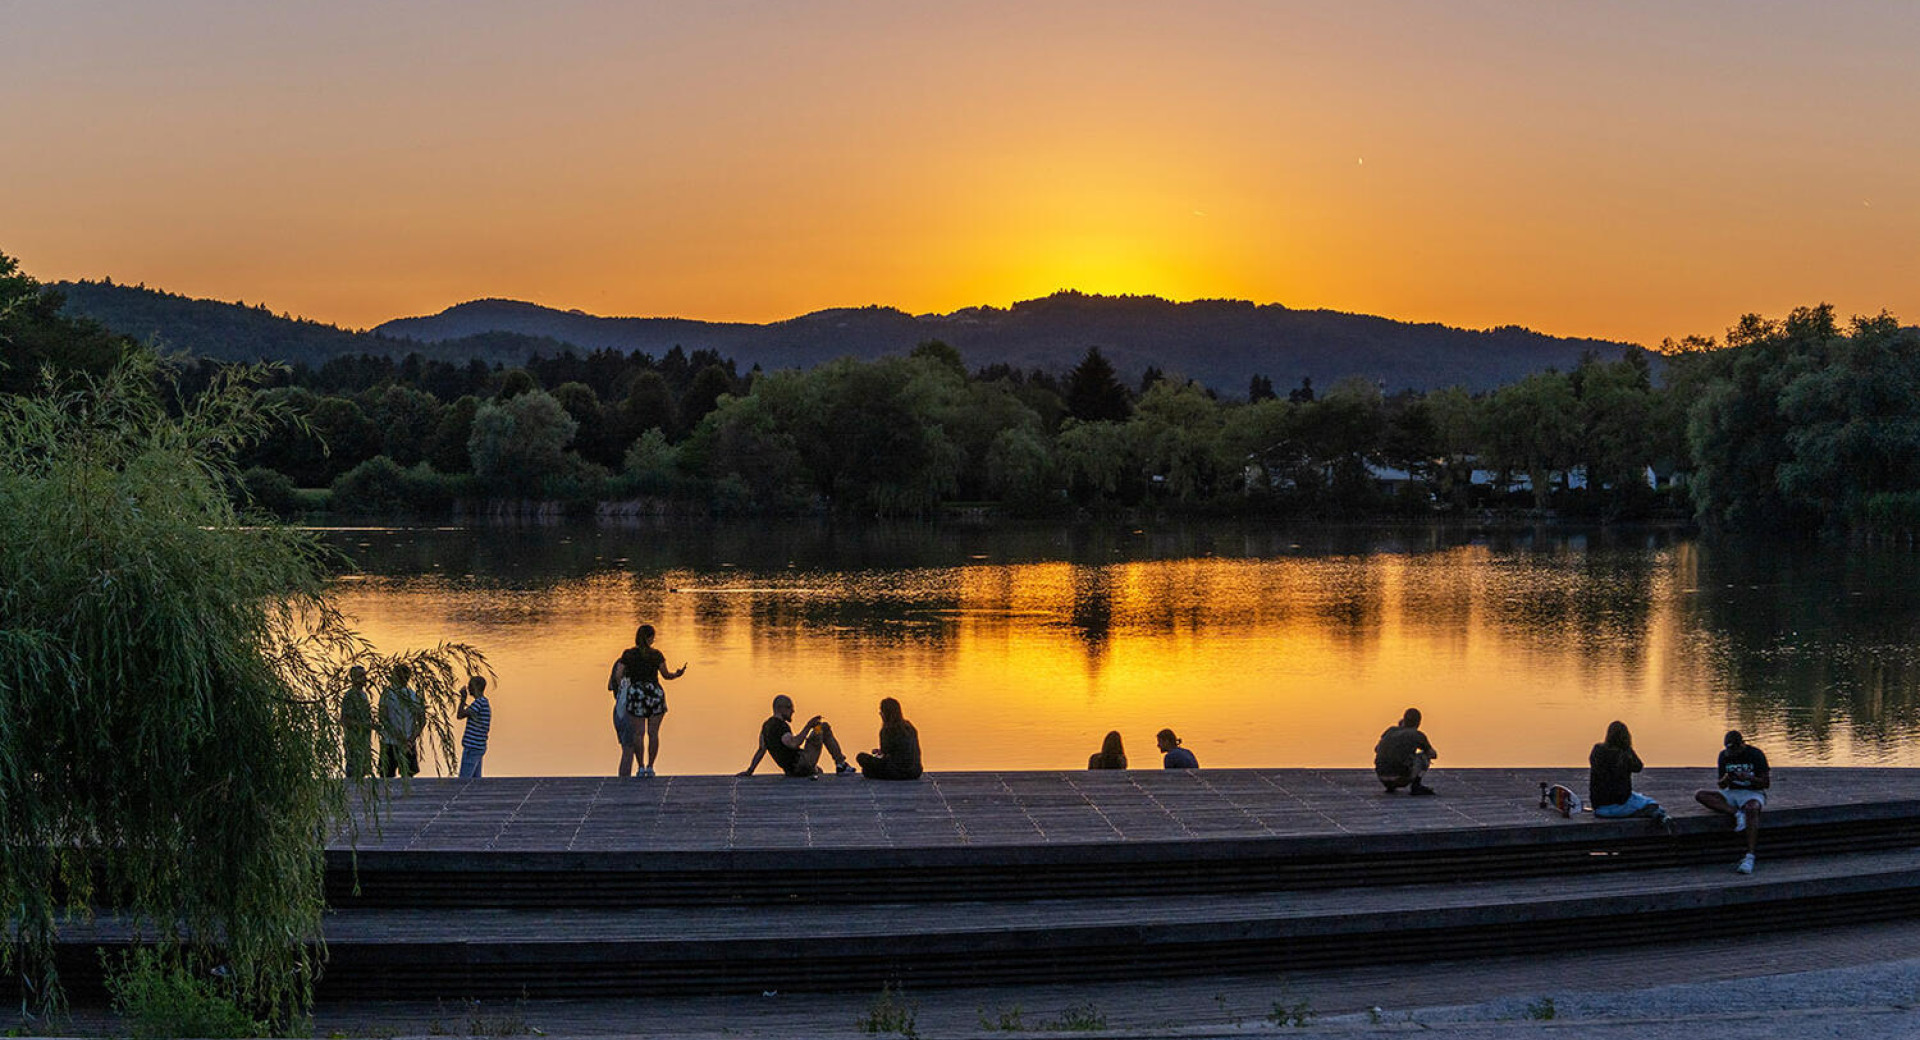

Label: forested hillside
[60,280,1634,394]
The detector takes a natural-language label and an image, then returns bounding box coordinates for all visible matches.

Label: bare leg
[645,713,665,771]
[798,732,827,773]
[1742,804,1761,854]
[818,721,848,767]
[1695,790,1735,815]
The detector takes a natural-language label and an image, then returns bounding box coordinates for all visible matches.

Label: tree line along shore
[9,252,1920,537]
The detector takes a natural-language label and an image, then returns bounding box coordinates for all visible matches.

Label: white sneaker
[640,767,655,777]
[1733,811,1747,833]
[1736,853,1755,875]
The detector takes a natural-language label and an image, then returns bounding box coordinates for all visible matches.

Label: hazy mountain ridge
[378,290,1636,391]
[57,280,1639,392]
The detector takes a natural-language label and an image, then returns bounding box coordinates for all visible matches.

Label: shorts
[621,678,667,719]
[1594,792,1662,818]
[1725,788,1766,811]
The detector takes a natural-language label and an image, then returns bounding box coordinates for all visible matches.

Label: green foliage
[370,384,445,466]
[1065,346,1131,422]
[1866,491,1920,532]
[241,465,301,515]
[1686,305,1920,534]
[468,389,580,493]
[0,252,135,395]
[1267,998,1315,1027]
[1047,1002,1108,1031]
[0,355,487,1024]
[1483,370,1580,511]
[332,455,414,514]
[619,427,682,494]
[426,997,532,1037]
[1522,997,1557,1020]
[978,1004,1025,1031]
[107,948,268,1040]
[855,983,919,1039]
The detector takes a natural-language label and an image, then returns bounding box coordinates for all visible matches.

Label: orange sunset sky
[4,1,1916,346]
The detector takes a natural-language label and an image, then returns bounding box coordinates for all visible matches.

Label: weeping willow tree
[0,354,485,1025]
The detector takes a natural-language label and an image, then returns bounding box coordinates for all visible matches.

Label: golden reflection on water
[330,540,1920,777]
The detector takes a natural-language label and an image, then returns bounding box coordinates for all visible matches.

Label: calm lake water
[320,521,1920,777]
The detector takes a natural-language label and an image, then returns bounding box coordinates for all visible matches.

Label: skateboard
[1538,781,1585,818]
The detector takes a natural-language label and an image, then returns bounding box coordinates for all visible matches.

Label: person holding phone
[740,694,856,778]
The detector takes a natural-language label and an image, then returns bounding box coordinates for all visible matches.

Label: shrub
[239,466,299,515]
[855,983,918,1039]
[0,357,491,1026]
[107,949,266,1039]
[331,455,412,515]
[1866,491,1920,532]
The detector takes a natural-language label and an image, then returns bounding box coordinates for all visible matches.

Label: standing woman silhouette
[613,624,686,777]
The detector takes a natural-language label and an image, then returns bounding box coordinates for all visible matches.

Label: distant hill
[379,292,1637,392]
[58,280,1640,393]
[53,281,573,369]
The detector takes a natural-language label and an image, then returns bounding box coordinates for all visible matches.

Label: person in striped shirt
[457,675,491,778]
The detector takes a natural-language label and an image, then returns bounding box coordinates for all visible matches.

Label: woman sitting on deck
[1589,720,1678,835]
[855,697,923,780]
[1088,731,1128,770]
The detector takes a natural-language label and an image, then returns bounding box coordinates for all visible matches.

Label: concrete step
[327,798,1920,908]
[59,847,1920,998]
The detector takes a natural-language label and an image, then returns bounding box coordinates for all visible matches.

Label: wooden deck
[33,769,1920,1000]
[335,767,1920,853]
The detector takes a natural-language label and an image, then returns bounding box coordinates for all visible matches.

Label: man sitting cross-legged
[740,694,856,778]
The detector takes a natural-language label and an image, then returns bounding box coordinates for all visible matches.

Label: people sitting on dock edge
[456,675,491,778]
[379,663,425,778]
[740,694,856,778]
[341,664,374,779]
[611,624,687,778]
[1088,731,1128,770]
[1695,729,1769,874]
[1588,720,1676,834]
[1374,707,1437,795]
[1157,728,1198,769]
[855,697,923,780]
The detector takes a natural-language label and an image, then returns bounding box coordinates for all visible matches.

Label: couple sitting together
[739,694,923,780]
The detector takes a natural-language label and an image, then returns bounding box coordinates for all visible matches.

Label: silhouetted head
[1101,730,1125,758]
[1156,728,1181,752]
[1605,720,1632,751]
[1401,708,1422,729]
[348,665,367,685]
[1724,729,1745,749]
[469,675,487,695]
[879,697,903,723]
[635,624,655,647]
[772,694,794,720]
[391,663,412,685]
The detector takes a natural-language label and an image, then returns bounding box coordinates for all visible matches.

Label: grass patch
[1267,997,1315,1028]
[1046,1002,1107,1032]
[978,1004,1025,1031]
[856,983,919,1039]
[107,949,267,1039]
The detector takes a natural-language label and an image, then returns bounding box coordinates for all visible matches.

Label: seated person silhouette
[1373,707,1438,796]
[1157,728,1199,769]
[855,696,923,780]
[1088,730,1128,770]
[739,694,854,778]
